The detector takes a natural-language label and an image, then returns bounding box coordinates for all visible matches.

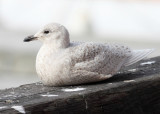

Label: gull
[24,23,154,86]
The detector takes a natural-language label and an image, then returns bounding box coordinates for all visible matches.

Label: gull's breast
[36,47,73,86]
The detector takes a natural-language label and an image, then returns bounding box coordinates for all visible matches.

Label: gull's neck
[42,38,70,53]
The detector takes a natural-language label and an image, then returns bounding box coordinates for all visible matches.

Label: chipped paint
[140,61,155,66]
[0,106,8,110]
[3,95,17,98]
[124,80,135,83]
[41,94,58,97]
[11,106,25,114]
[128,69,136,72]
[62,87,86,92]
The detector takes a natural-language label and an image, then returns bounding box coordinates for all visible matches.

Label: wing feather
[70,42,131,75]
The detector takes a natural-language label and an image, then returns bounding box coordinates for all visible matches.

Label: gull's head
[24,23,70,48]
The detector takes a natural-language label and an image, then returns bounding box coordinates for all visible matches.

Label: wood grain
[0,56,160,114]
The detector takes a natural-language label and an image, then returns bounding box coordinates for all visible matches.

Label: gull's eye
[44,30,50,34]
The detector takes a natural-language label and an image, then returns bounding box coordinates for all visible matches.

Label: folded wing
[71,42,132,75]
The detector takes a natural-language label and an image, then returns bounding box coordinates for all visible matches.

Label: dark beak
[23,35,38,42]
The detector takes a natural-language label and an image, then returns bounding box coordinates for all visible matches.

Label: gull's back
[68,42,132,75]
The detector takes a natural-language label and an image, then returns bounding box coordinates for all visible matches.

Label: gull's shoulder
[69,41,105,48]
[68,41,130,49]
[67,41,108,54]
[69,41,85,47]
[67,41,131,55]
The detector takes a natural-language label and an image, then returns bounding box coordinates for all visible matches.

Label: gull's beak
[23,35,38,42]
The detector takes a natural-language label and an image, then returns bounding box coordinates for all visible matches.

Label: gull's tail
[124,49,154,66]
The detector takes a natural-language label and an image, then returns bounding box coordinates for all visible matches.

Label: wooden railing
[0,56,160,114]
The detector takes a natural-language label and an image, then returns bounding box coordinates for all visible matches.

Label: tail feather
[124,49,154,66]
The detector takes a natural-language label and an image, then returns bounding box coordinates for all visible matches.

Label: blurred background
[0,0,160,89]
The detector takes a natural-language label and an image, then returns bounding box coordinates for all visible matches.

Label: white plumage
[24,23,154,86]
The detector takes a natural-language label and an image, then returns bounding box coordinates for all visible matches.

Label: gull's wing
[69,42,131,75]
[124,49,154,66]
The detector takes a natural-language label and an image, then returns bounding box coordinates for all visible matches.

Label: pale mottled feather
[25,23,154,86]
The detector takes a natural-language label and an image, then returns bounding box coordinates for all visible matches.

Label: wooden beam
[0,56,160,114]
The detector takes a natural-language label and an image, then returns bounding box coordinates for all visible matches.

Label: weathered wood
[0,56,160,114]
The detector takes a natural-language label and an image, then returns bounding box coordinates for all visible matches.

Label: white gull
[24,23,154,86]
